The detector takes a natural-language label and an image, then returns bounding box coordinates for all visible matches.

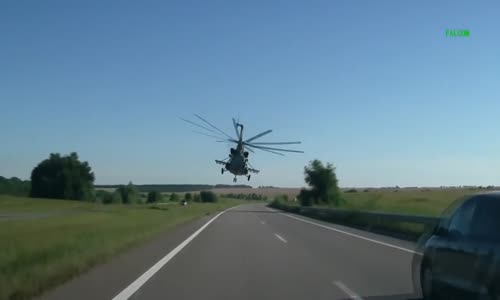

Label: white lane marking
[274,233,288,243]
[112,205,241,300]
[253,212,266,224]
[270,208,416,254]
[334,281,363,300]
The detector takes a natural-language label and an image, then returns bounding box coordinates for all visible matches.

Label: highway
[37,204,422,300]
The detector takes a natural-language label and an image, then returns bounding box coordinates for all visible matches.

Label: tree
[30,152,95,200]
[184,193,192,201]
[147,190,162,203]
[200,191,218,203]
[170,192,179,202]
[111,191,123,204]
[96,190,122,204]
[298,188,313,206]
[302,159,341,206]
[193,193,201,202]
[117,182,140,204]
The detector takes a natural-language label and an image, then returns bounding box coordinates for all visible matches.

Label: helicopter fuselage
[214,124,256,181]
[225,149,248,176]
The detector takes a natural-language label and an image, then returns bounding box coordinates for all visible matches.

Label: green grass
[272,189,484,240]
[338,189,478,216]
[0,195,246,300]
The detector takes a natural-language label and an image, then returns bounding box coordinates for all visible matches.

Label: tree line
[95,184,214,193]
[3,152,343,208]
[0,152,224,205]
[0,176,30,196]
[94,184,252,193]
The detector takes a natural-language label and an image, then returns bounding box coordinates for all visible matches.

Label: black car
[413,192,500,299]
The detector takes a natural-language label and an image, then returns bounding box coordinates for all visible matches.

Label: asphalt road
[37,203,422,300]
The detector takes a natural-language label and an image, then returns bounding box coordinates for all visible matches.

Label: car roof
[470,191,500,199]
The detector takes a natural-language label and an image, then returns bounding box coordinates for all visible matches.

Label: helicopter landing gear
[247,175,251,181]
[221,168,224,175]
[233,177,237,183]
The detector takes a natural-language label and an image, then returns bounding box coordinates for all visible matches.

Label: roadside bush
[303,159,341,206]
[147,190,162,203]
[95,190,109,203]
[116,182,140,204]
[96,190,122,204]
[346,188,358,193]
[298,188,313,207]
[184,193,192,201]
[273,194,287,203]
[193,193,201,202]
[200,191,218,203]
[169,192,179,202]
[270,198,282,206]
[111,191,123,204]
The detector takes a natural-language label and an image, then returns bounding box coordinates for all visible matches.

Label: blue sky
[1,1,499,187]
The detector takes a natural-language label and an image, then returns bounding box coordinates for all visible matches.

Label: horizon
[3,175,499,190]
[1,1,499,187]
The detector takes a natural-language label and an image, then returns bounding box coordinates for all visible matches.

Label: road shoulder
[35,214,215,300]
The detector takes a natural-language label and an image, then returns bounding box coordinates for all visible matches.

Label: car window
[447,198,477,237]
[470,197,500,240]
[436,196,470,231]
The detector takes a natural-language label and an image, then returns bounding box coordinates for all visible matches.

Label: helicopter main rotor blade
[247,160,257,169]
[244,143,304,153]
[232,118,240,140]
[252,147,285,156]
[250,141,301,145]
[180,117,222,136]
[194,114,234,140]
[244,145,255,153]
[244,129,272,143]
[216,140,238,143]
[193,131,228,140]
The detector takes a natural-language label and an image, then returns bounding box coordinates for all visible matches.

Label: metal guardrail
[296,206,440,225]
[269,203,441,240]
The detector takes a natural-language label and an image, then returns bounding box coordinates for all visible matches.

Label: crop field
[0,195,246,300]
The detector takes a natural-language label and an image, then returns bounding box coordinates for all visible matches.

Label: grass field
[0,195,246,300]
[270,188,490,240]
[338,189,481,216]
[212,187,489,217]
[205,187,483,217]
[264,188,484,217]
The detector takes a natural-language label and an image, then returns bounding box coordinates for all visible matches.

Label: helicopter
[181,114,304,182]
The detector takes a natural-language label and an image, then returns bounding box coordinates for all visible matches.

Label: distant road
[37,204,421,300]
